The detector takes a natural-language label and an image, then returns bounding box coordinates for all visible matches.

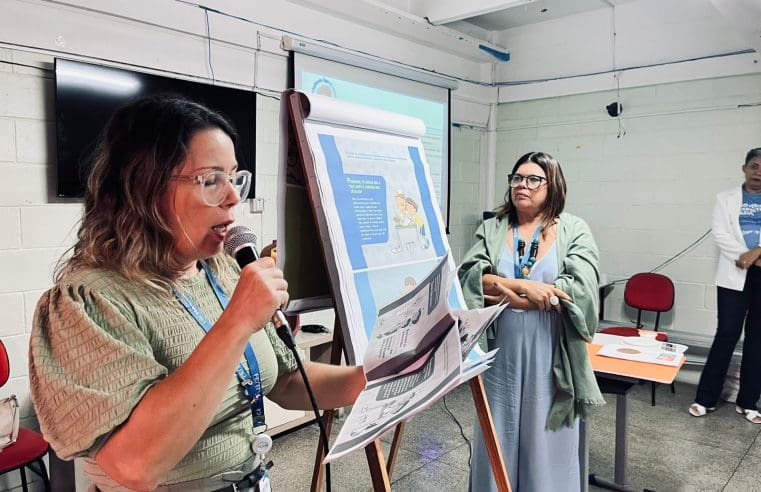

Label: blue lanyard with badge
[173,261,274,482]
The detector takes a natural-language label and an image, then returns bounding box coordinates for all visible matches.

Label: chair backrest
[0,341,9,388]
[624,273,675,313]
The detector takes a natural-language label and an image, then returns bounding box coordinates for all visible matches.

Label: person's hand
[484,281,522,306]
[516,279,571,312]
[227,257,289,332]
[755,258,761,268]
[736,247,761,269]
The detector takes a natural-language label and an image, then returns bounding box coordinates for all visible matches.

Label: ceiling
[398,0,639,36]
[458,0,636,31]
[428,0,761,57]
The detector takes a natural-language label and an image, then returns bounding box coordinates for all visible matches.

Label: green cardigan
[458,212,605,430]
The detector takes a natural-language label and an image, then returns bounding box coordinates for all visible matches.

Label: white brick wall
[0,294,24,338]
[0,49,287,491]
[0,118,15,162]
[496,73,761,342]
[0,207,21,249]
[253,95,281,247]
[494,0,761,102]
[0,39,486,488]
[0,62,63,448]
[448,126,485,263]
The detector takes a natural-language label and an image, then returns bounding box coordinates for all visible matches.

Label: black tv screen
[55,59,256,197]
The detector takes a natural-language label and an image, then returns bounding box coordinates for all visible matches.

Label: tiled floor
[267,381,761,491]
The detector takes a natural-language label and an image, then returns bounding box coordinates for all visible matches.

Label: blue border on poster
[318,134,367,270]
[408,146,445,257]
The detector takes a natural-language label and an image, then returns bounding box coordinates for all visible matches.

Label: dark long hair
[58,94,238,288]
[495,151,567,232]
[745,148,761,165]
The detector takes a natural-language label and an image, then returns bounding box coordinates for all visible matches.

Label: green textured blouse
[28,256,297,488]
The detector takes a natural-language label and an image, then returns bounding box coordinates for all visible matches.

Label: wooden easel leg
[385,421,405,477]
[469,375,512,492]
[365,439,392,491]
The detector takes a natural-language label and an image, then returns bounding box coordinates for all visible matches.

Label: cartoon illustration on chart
[349,392,418,437]
[457,320,479,358]
[375,297,423,339]
[390,191,430,253]
[401,276,417,295]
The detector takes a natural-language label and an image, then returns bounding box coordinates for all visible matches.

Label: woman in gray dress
[459,151,603,491]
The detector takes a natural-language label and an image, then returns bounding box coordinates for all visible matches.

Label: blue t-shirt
[739,191,761,249]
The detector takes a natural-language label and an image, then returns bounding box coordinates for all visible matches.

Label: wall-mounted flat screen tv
[55,58,256,197]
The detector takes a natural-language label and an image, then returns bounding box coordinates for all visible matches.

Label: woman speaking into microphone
[459,151,603,491]
[28,95,365,491]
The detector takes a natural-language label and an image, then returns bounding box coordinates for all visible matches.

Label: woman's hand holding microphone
[226,258,289,334]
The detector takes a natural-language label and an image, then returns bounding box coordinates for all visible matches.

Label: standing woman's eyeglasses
[172,170,252,206]
[508,174,547,190]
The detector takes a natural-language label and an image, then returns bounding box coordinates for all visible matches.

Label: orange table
[588,343,683,384]
[584,343,685,491]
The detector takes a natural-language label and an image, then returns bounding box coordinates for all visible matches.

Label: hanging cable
[604,228,713,288]
[177,0,755,90]
[203,7,216,82]
[605,0,627,139]
[649,228,712,273]
[257,92,282,102]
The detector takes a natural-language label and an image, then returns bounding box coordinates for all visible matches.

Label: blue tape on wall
[479,44,510,62]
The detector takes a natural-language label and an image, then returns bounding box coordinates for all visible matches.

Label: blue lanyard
[513,224,542,279]
[173,262,266,430]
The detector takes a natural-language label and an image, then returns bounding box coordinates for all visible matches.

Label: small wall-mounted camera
[606,102,623,117]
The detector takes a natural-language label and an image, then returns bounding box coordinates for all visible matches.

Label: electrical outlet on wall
[249,198,265,214]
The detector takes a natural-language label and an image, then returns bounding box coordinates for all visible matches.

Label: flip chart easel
[283,90,511,492]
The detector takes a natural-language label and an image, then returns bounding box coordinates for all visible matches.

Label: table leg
[580,419,589,492]
[589,377,635,492]
[614,393,628,486]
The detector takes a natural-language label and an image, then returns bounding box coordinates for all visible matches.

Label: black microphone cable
[276,327,333,492]
[224,226,332,492]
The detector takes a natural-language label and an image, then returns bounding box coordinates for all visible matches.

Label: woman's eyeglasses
[507,173,547,190]
[172,170,252,206]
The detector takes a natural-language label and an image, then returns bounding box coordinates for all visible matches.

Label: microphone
[223,225,296,349]
[225,227,334,491]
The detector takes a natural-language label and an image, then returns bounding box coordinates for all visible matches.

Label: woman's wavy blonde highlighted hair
[58,95,239,289]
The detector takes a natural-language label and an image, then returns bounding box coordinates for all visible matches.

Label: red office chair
[0,340,51,492]
[600,272,676,406]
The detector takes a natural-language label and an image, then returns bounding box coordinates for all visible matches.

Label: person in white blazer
[690,148,761,423]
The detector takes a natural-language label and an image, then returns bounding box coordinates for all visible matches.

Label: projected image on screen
[292,52,450,223]
[300,72,446,204]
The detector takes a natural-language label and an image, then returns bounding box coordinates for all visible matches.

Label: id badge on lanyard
[258,474,272,492]
[173,262,266,431]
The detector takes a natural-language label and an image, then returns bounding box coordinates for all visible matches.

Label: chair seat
[0,428,49,471]
[600,326,668,342]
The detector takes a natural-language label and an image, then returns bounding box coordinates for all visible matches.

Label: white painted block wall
[495,74,761,344]
[0,3,488,488]
[449,126,485,262]
[0,0,758,489]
